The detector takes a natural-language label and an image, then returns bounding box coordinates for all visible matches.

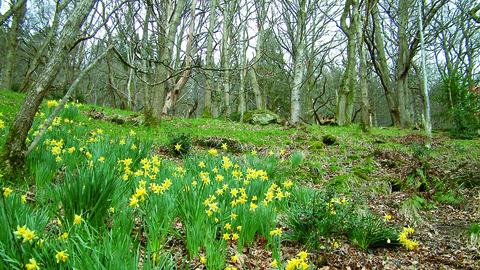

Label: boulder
[322,134,338,145]
[196,136,244,153]
[243,110,281,126]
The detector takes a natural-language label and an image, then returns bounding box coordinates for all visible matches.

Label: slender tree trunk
[141,2,151,116]
[220,0,232,116]
[0,0,26,91]
[290,0,307,124]
[203,0,217,118]
[358,0,373,132]
[337,0,357,126]
[106,53,118,108]
[0,0,27,26]
[0,0,97,179]
[250,69,263,110]
[27,45,112,155]
[251,0,266,110]
[238,10,247,118]
[417,0,432,148]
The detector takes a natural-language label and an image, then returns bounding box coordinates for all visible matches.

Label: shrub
[284,188,400,254]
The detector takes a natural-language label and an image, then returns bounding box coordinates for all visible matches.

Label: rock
[110,114,126,124]
[196,136,244,153]
[322,134,338,145]
[307,141,324,152]
[243,110,281,125]
[109,114,143,126]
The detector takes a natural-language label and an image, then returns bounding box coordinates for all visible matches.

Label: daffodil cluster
[285,251,310,270]
[13,225,37,243]
[398,226,419,250]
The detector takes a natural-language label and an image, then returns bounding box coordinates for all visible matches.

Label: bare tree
[357,0,376,131]
[0,0,99,179]
[0,0,26,91]
[470,3,480,23]
[274,0,308,124]
[366,0,447,127]
[0,0,27,26]
[417,0,432,147]
[202,0,218,118]
[144,0,186,126]
[337,0,360,126]
[163,0,198,114]
[250,0,270,110]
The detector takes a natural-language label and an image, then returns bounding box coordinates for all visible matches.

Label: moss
[322,134,338,145]
[201,106,213,119]
[307,141,324,152]
[143,109,160,127]
[353,168,371,181]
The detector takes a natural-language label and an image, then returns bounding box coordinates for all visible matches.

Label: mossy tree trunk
[336,0,358,126]
[0,0,97,180]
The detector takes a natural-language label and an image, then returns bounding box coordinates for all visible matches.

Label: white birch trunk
[418,0,432,148]
[290,0,307,124]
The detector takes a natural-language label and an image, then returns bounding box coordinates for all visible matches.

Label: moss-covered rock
[196,136,244,153]
[243,110,281,125]
[322,134,338,146]
[307,141,324,152]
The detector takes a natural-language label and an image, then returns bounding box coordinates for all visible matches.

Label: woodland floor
[154,131,480,270]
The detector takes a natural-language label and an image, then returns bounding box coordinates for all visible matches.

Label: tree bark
[336,0,357,126]
[0,0,98,179]
[251,0,266,110]
[0,0,26,91]
[417,0,432,148]
[202,0,217,118]
[238,5,247,118]
[163,0,197,114]
[290,0,307,124]
[145,0,185,126]
[220,0,232,116]
[0,0,27,26]
[141,2,152,117]
[367,3,401,126]
[395,0,412,128]
[358,0,373,132]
